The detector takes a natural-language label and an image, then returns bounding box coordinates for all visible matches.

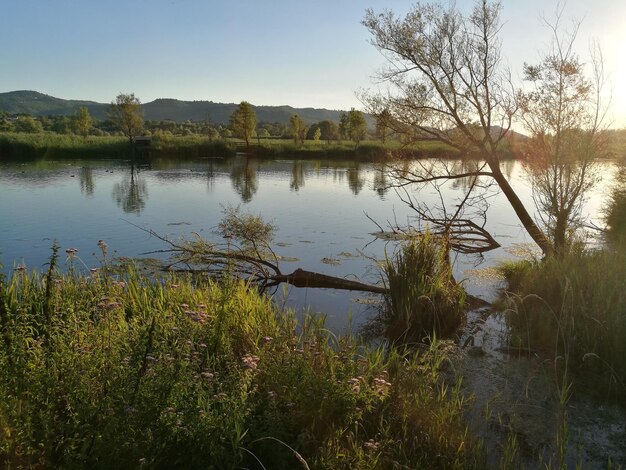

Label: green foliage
[501,250,626,397]
[0,265,481,468]
[229,101,257,147]
[380,232,466,343]
[74,107,92,139]
[14,115,43,133]
[339,109,368,146]
[0,132,128,159]
[109,93,144,145]
[289,114,307,146]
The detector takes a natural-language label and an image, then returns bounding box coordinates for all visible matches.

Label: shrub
[379,232,466,343]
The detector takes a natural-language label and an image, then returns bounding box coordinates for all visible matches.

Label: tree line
[0,98,379,147]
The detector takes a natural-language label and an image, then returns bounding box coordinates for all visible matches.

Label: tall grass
[500,249,626,398]
[0,132,128,159]
[150,133,236,159]
[253,139,459,160]
[0,260,481,468]
[379,232,466,343]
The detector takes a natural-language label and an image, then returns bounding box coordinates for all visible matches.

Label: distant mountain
[0,91,108,120]
[0,91,347,125]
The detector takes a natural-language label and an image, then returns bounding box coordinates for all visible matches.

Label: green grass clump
[379,232,466,343]
[150,133,236,159]
[0,263,480,468]
[500,250,626,396]
[0,132,128,159]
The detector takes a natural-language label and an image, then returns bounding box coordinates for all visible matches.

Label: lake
[0,155,616,332]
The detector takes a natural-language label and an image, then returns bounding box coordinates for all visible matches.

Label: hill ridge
[0,90,347,125]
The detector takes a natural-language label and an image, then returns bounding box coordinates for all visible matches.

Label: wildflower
[262,336,273,344]
[97,239,108,257]
[267,391,277,399]
[169,284,179,289]
[201,371,214,380]
[90,267,99,275]
[138,458,146,465]
[286,402,296,408]
[65,248,78,260]
[364,439,380,452]
[241,354,260,370]
[124,405,135,415]
[112,280,126,288]
[14,264,27,273]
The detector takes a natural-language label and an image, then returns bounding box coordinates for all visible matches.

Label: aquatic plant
[379,231,466,343]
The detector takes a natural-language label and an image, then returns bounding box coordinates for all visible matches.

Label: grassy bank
[0,260,481,468]
[0,132,464,162]
[0,132,129,159]
[500,249,626,398]
[251,139,460,160]
[0,132,238,160]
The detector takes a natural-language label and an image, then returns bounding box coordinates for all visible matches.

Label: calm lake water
[0,155,616,332]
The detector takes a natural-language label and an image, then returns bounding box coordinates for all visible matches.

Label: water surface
[0,155,616,331]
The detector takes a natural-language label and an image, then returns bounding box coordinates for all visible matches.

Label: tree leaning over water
[109,93,144,146]
[363,0,553,255]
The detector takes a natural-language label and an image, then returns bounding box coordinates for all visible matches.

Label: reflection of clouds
[230,158,258,203]
[112,165,148,214]
[79,166,94,196]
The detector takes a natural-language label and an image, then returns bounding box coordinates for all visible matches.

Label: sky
[1,0,625,127]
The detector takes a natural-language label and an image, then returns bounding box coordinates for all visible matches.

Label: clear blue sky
[1,0,624,126]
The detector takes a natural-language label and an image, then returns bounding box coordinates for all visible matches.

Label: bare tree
[518,8,608,254]
[362,0,553,255]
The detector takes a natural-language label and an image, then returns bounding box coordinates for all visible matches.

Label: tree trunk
[488,160,552,256]
[272,269,388,294]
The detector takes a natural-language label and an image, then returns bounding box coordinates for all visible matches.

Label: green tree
[14,115,43,133]
[0,112,13,132]
[375,108,392,143]
[347,108,367,146]
[52,116,72,134]
[313,127,322,142]
[318,120,339,143]
[74,107,92,140]
[339,112,349,140]
[229,101,256,147]
[289,114,307,146]
[109,93,144,146]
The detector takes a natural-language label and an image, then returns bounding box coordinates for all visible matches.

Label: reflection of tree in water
[207,159,216,192]
[502,158,515,180]
[79,166,94,196]
[230,158,258,203]
[112,164,148,214]
[347,165,364,195]
[290,161,305,191]
[450,160,484,191]
[372,163,389,199]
